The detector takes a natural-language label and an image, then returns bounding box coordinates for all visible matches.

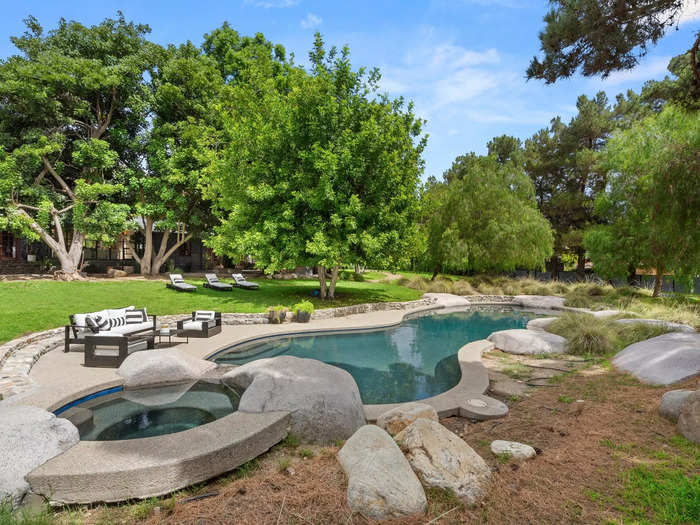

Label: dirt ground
[54,366,695,525]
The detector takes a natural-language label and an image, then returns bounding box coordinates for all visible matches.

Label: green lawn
[0,277,422,344]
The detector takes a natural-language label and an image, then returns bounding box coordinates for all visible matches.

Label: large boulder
[376,402,438,436]
[678,390,700,444]
[223,356,365,444]
[337,425,426,520]
[118,348,216,388]
[490,440,536,461]
[395,418,491,504]
[659,390,693,422]
[487,329,566,355]
[514,295,565,310]
[614,318,695,333]
[526,317,557,331]
[612,332,700,385]
[0,405,79,507]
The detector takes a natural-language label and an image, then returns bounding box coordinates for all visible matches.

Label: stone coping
[27,410,290,505]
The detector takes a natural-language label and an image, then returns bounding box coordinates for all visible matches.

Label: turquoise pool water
[68,381,240,441]
[213,307,541,404]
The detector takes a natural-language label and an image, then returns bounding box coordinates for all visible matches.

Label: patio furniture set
[65,307,222,368]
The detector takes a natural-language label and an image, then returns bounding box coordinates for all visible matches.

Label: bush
[292,300,315,314]
[566,324,617,355]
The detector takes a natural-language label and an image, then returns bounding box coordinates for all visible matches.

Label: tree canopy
[422,154,554,277]
[0,14,161,276]
[205,35,425,298]
[584,105,700,296]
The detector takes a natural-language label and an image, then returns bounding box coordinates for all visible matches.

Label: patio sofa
[64,306,156,353]
[176,310,222,339]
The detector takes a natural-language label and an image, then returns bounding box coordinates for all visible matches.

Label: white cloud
[300,13,322,29]
[678,0,700,24]
[595,56,671,86]
[246,0,300,8]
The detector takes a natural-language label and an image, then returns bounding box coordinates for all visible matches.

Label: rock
[423,293,470,307]
[118,348,216,388]
[678,390,700,443]
[395,418,491,504]
[376,402,438,436]
[526,317,556,331]
[514,295,565,310]
[487,329,566,355]
[488,372,527,398]
[490,440,536,460]
[614,318,695,333]
[0,405,79,507]
[659,390,693,422]
[223,356,365,444]
[612,332,700,385]
[107,268,127,278]
[337,425,426,520]
[591,310,621,318]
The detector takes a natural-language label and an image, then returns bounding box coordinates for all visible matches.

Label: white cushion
[182,320,214,331]
[194,310,216,321]
[124,321,153,333]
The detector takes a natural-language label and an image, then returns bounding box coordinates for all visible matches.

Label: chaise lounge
[176,310,222,338]
[167,273,197,292]
[64,306,156,353]
[203,273,233,291]
[232,273,259,290]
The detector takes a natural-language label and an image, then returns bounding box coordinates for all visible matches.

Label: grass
[547,312,672,356]
[0,277,422,344]
[0,502,53,525]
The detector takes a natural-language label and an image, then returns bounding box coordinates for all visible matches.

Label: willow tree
[0,14,160,278]
[206,35,425,299]
[425,155,554,278]
[584,105,700,297]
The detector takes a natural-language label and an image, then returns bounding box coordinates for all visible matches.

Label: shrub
[292,301,315,314]
[566,323,617,355]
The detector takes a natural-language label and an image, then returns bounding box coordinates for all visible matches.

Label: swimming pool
[213,307,542,404]
[63,381,241,441]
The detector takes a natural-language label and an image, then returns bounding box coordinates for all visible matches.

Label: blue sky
[1,0,698,179]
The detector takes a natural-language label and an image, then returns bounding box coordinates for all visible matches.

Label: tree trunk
[547,255,560,281]
[627,262,637,286]
[431,265,440,281]
[575,247,586,281]
[151,231,193,275]
[652,266,664,298]
[141,218,154,275]
[318,265,327,299]
[328,265,339,299]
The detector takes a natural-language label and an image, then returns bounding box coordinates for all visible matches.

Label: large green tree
[527,1,698,97]
[0,14,160,277]
[584,105,700,296]
[206,35,425,299]
[424,154,554,278]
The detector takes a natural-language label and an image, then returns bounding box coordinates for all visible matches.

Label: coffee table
[158,327,188,346]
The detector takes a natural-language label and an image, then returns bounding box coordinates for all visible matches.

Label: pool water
[213,307,541,404]
[68,381,240,441]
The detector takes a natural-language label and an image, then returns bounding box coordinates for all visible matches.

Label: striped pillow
[126,308,147,324]
[109,316,126,329]
[92,315,109,331]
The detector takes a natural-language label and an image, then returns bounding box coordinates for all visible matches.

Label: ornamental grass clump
[293,301,314,323]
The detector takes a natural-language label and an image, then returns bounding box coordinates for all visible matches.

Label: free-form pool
[213,307,542,404]
[65,381,240,441]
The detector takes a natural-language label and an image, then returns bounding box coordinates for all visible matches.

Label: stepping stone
[612,332,700,385]
[488,329,566,355]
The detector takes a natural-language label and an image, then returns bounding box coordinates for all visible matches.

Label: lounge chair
[203,273,233,291]
[167,273,197,292]
[232,273,259,290]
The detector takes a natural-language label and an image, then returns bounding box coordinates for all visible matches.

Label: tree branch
[42,157,76,201]
[14,207,61,253]
[34,167,48,185]
[93,88,117,139]
[160,232,193,264]
[126,237,143,266]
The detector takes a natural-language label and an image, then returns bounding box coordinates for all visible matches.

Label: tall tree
[206,35,425,299]
[527,0,699,100]
[584,105,700,296]
[0,14,160,278]
[425,154,554,278]
[487,135,523,165]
